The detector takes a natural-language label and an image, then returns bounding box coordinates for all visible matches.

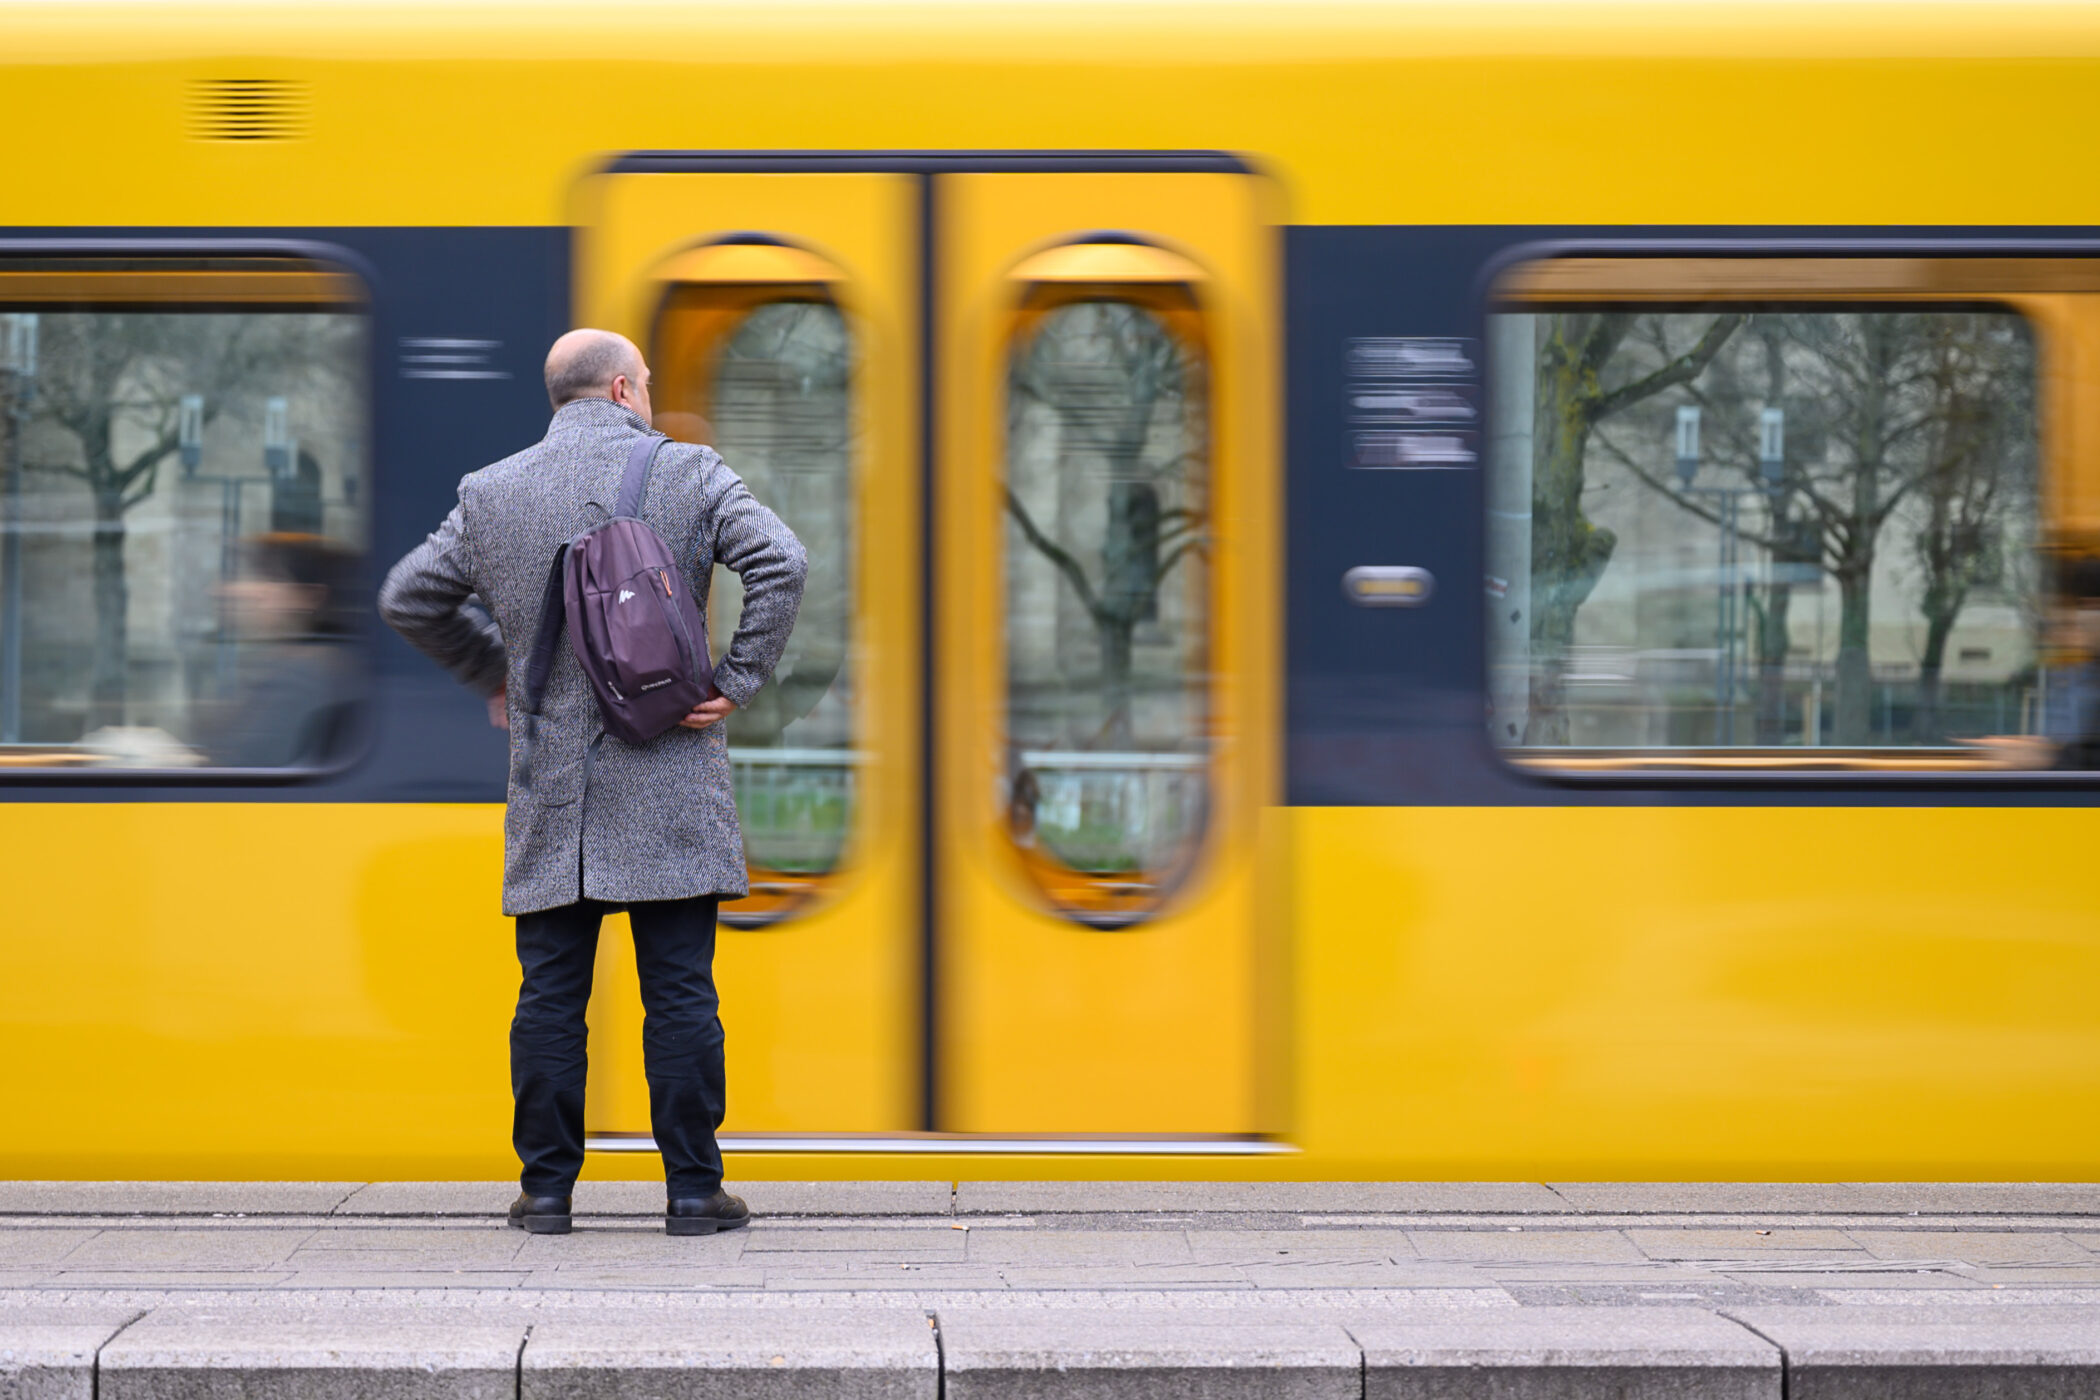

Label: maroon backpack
[522,435,715,754]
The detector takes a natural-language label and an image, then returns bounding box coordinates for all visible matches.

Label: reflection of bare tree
[711,302,851,748]
[1525,311,1742,743]
[1790,314,1925,742]
[29,314,344,729]
[1586,309,2036,745]
[1006,301,1207,745]
[1908,318,2034,740]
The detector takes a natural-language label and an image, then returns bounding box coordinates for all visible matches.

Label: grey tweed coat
[379,398,808,915]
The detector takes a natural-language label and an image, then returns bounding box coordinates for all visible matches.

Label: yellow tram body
[3,1,2099,1181]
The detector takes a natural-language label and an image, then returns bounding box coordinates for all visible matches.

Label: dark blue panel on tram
[1280,222,2100,809]
[1283,226,1501,808]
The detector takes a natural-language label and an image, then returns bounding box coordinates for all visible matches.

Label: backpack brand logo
[616,588,636,604]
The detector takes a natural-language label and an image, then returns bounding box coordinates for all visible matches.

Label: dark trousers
[511,895,725,1199]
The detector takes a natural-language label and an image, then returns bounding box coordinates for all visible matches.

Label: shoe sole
[667,1214,750,1236]
[511,1215,572,1235]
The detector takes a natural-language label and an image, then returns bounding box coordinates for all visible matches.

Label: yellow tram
[3,1,2099,1181]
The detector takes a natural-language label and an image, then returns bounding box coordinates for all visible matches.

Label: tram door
[936,173,1279,1132]
[577,164,1279,1140]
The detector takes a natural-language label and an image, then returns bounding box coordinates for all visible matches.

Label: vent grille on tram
[191,79,307,141]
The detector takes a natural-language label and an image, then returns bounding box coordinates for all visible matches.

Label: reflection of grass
[1039,818,1142,875]
[1030,770,1199,876]
[732,775,849,875]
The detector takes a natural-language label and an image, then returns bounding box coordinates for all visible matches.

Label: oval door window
[1003,276,1212,926]
[654,271,856,926]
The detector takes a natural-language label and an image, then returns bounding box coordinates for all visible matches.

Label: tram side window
[1486,298,2072,770]
[654,281,856,921]
[1005,295,1211,921]
[0,261,369,773]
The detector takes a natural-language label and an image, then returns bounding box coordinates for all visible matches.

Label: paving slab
[740,1229,965,1261]
[39,1274,302,1290]
[274,1272,534,1290]
[1469,1265,1745,1286]
[520,1266,771,1289]
[1548,1184,1870,1214]
[1354,1304,1779,1398]
[1849,1232,2094,1264]
[747,1256,1000,1281]
[1724,1274,1987,1294]
[1409,1229,1647,1263]
[1543,1183,2100,1216]
[98,1309,525,1400]
[0,1184,358,1217]
[963,1230,1193,1265]
[756,1272,1006,1293]
[1503,1282,1835,1309]
[989,1266,1252,1290]
[1727,1303,2100,1398]
[1628,1228,1866,1259]
[522,1308,937,1399]
[736,1183,954,1218]
[510,1229,743,1265]
[330,1184,517,1218]
[289,1230,529,1268]
[1949,1266,2100,1287]
[57,1230,317,1271]
[1817,1288,2100,1306]
[937,1306,1361,1400]
[1237,1262,1481,1288]
[0,1306,141,1400]
[1185,1228,1419,1263]
[954,1182,1566,1215]
[1252,1262,1495,1288]
[0,1232,99,1266]
[1840,1184,2100,1216]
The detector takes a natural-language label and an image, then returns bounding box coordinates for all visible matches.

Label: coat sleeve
[706,474,809,709]
[377,499,508,698]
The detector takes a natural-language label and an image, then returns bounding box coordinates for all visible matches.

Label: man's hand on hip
[488,686,509,730]
[680,695,738,730]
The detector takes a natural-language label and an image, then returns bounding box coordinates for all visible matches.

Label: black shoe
[507,1192,573,1235]
[667,1189,750,1236]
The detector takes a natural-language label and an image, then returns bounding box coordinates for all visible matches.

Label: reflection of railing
[1508,746,2031,773]
[1016,750,1204,770]
[1011,749,1206,875]
[730,746,866,767]
[728,745,859,876]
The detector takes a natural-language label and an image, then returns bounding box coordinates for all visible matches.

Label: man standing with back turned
[380,330,806,1237]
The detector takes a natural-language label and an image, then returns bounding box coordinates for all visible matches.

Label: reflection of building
[1490,308,2040,750]
[8,317,365,748]
[271,447,327,536]
[1574,462,2034,747]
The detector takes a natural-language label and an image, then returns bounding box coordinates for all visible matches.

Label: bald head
[544,329,646,411]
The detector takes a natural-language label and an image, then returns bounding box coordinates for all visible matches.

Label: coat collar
[548,397,653,436]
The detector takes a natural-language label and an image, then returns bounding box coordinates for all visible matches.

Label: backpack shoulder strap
[615,434,665,519]
[515,539,571,793]
[522,540,570,719]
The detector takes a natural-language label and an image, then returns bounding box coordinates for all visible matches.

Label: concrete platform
[1727,1304,2100,1399]
[2,1182,2098,1398]
[939,1308,1362,1400]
